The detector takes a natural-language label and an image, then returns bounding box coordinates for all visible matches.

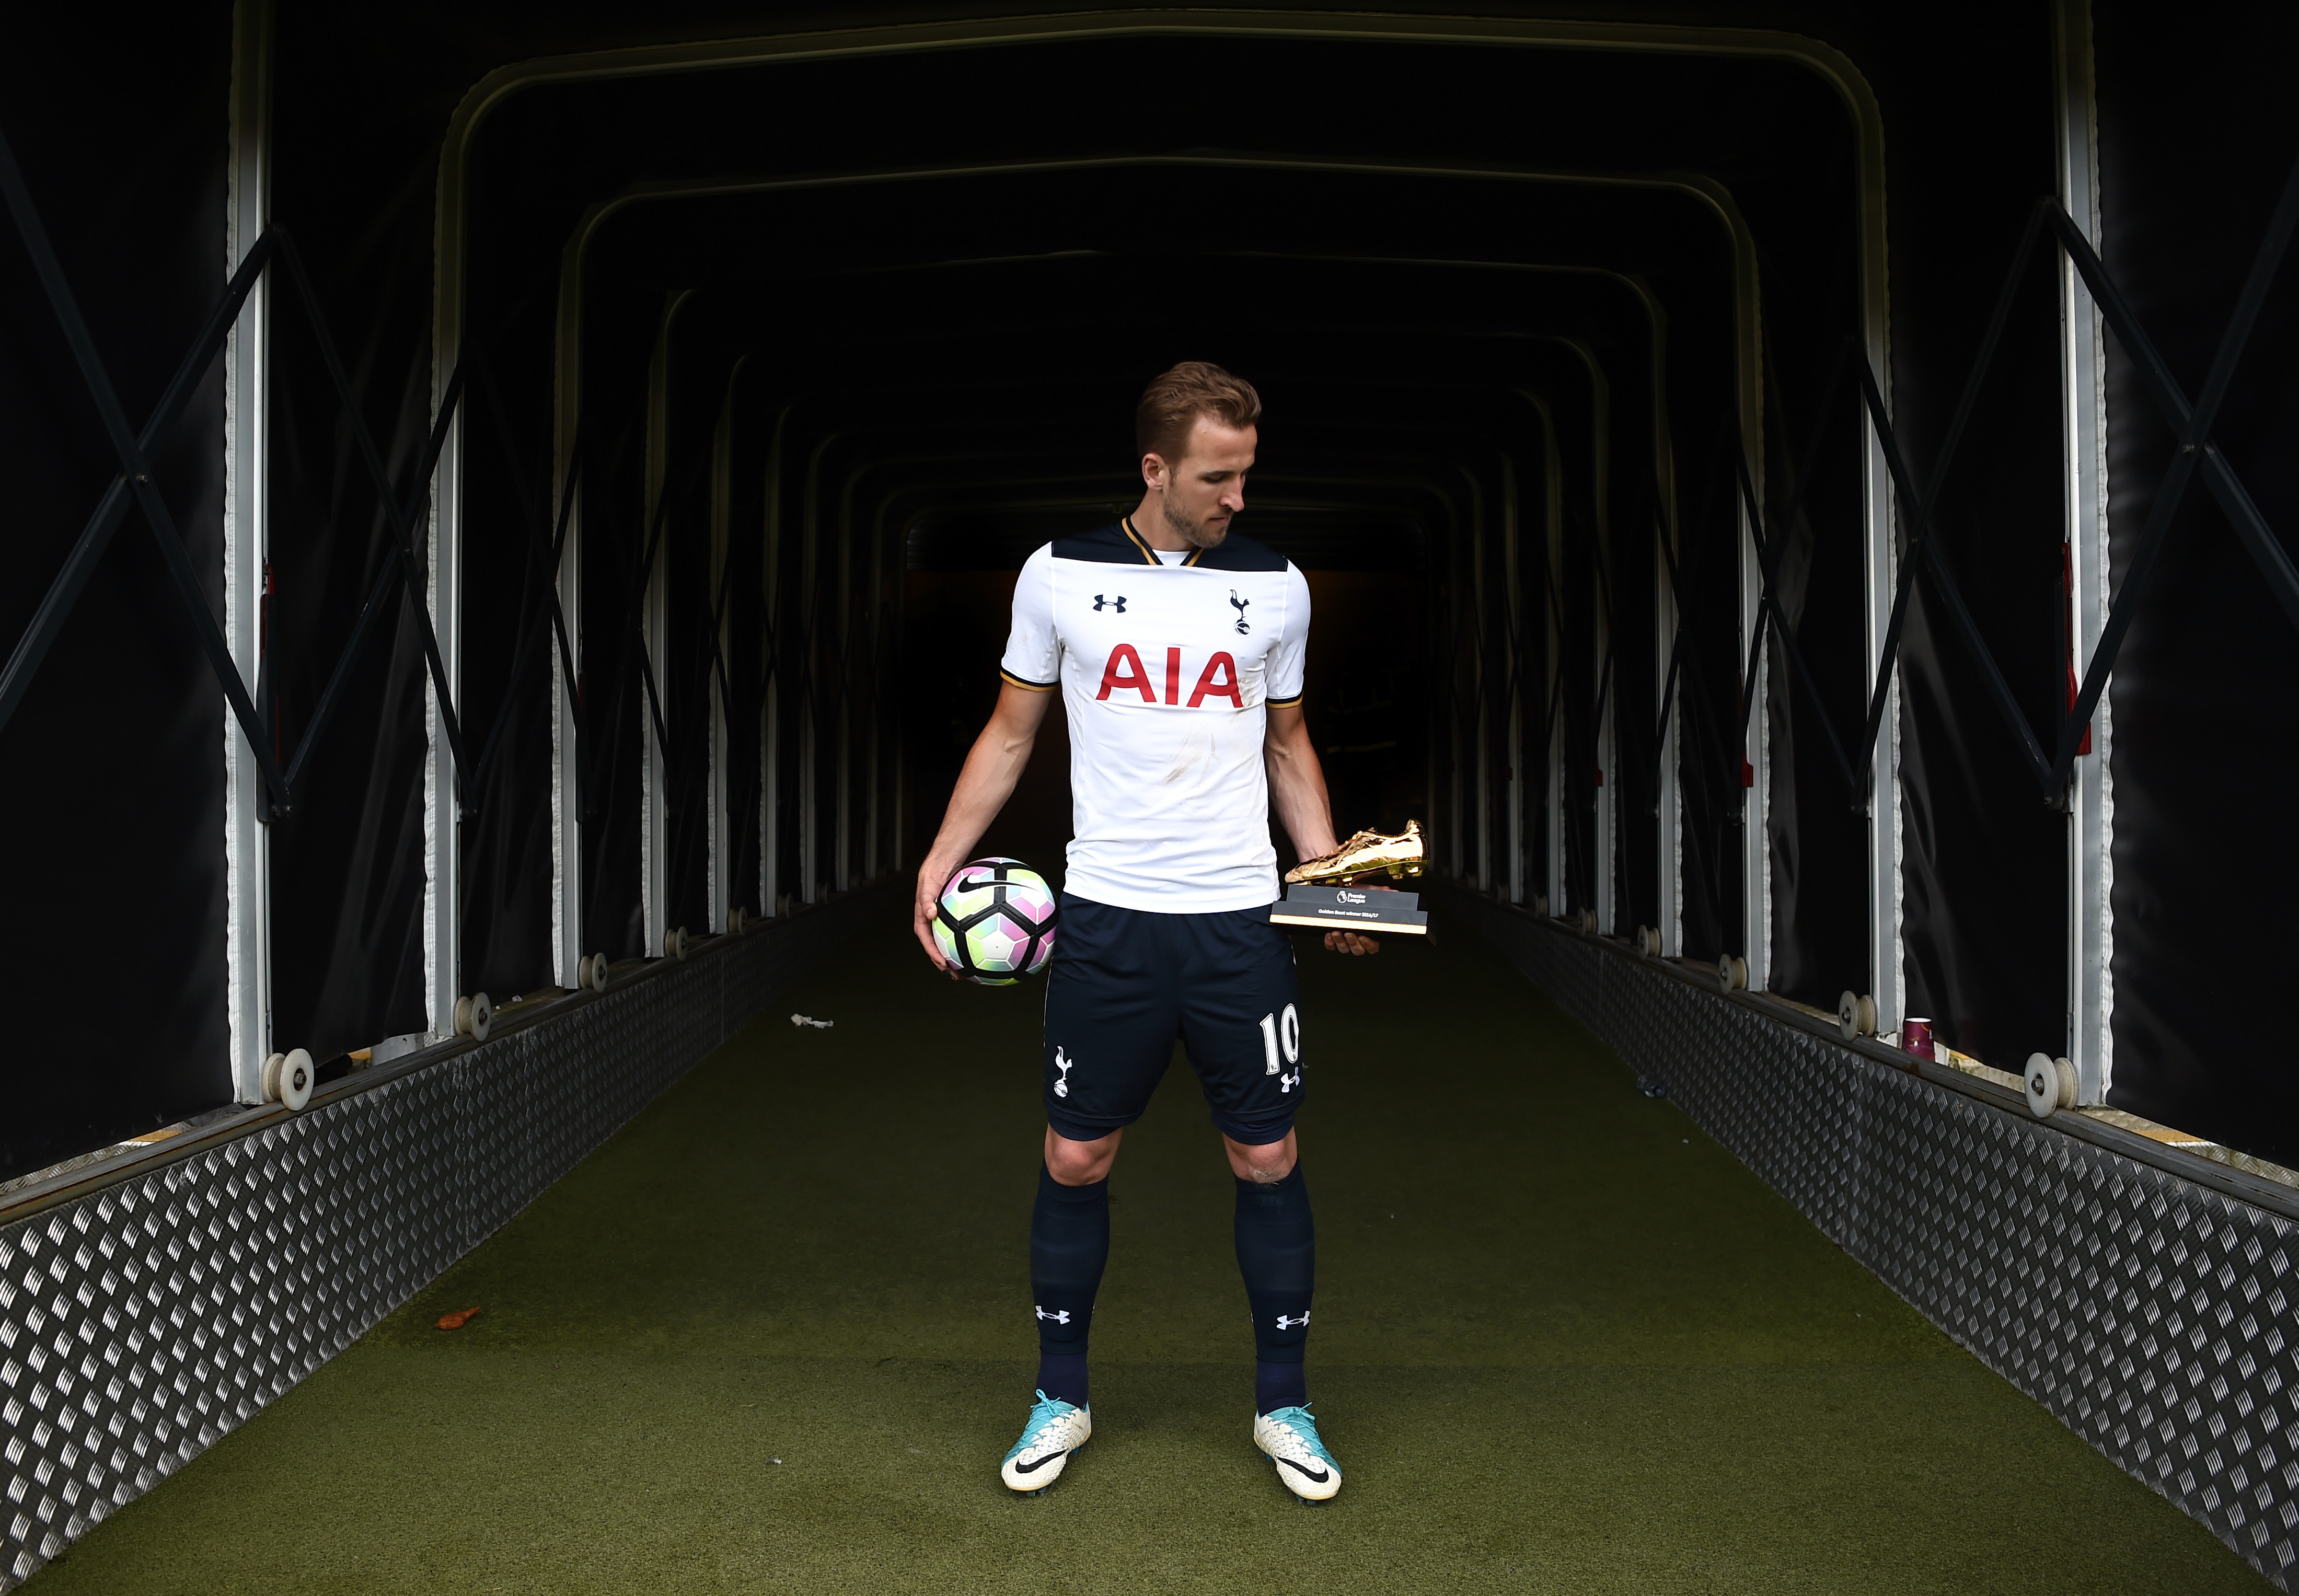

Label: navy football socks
[1234,1164,1315,1414]
[1029,1165,1110,1409]
[1255,1358,1308,1416]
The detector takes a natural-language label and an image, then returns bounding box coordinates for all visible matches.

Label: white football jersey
[1000,517,1311,913]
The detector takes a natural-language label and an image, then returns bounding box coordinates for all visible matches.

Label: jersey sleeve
[998,543,1061,691]
[1265,562,1311,707]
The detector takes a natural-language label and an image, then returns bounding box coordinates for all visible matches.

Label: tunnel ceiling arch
[6,0,2299,1190]
[434,21,1850,1056]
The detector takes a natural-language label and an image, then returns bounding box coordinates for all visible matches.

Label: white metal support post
[1840,87,1902,1032]
[1595,562,1616,935]
[760,408,790,916]
[863,498,887,883]
[1580,345,1617,936]
[2056,0,2113,1101]
[640,291,691,956]
[549,220,587,986]
[889,508,907,875]
[1654,509,1681,953]
[223,0,273,1101]
[799,435,833,903]
[1446,505,1464,880]
[425,248,467,1039]
[551,433,583,981]
[1609,281,1683,958]
[1501,456,1522,903]
[1731,267,1770,994]
[834,472,856,894]
[1737,477,1769,991]
[707,360,745,933]
[1465,468,1490,892]
[1531,396,1565,916]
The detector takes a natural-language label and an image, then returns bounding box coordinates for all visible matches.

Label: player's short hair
[1136,362,1261,466]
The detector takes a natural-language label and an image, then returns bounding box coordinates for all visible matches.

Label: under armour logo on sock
[1229,590,1251,634]
[1054,1047,1075,1098]
[1093,594,1126,612]
[1276,1311,1311,1329]
[1035,1305,1072,1324]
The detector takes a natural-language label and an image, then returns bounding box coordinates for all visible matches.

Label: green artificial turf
[27,906,2267,1593]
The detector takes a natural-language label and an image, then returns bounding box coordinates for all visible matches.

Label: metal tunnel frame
[0,3,2150,1147]
[6,2,2298,1586]
[386,9,1903,1094]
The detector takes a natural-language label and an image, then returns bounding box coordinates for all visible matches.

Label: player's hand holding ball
[916,857,1059,984]
[913,854,964,975]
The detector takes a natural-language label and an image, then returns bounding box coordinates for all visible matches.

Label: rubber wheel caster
[730,907,749,935]
[1838,990,1862,1041]
[268,1046,314,1111]
[456,992,493,1042]
[2025,1052,2078,1118]
[668,927,689,960]
[1718,955,1748,993]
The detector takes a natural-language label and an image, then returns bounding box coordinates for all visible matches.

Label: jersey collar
[1120,515,1207,567]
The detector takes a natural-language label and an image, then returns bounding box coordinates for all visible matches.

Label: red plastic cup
[1900,1017,1934,1062]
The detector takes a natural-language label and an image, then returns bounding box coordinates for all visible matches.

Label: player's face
[1152,418,1256,548]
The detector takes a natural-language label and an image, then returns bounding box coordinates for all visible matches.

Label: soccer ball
[933,858,1058,985]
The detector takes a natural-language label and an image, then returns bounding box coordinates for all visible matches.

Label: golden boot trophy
[1284,819,1426,885]
[1272,822,1430,935]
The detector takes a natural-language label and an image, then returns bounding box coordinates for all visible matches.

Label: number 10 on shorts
[1257,1004,1301,1076]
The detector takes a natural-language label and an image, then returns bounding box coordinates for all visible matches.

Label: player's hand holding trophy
[1269,820,1429,938]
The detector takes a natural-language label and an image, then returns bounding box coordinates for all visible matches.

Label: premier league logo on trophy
[1268,821,1431,936]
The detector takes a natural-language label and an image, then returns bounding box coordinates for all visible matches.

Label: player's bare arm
[1265,702,1380,957]
[912,681,1053,972]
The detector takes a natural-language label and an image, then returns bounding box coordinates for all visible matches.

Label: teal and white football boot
[1000,1390,1092,1494]
[1253,1403,1342,1502]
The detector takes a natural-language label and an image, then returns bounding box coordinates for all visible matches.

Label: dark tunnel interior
[5,2,2299,1187]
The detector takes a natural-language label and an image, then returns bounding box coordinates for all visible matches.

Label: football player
[914,362,1374,1502]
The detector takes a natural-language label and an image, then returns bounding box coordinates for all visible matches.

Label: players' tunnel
[5,3,2299,1589]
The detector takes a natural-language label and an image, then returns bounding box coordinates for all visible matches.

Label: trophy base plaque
[1268,883,1429,936]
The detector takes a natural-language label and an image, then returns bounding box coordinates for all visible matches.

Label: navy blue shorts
[1043,893,1305,1146]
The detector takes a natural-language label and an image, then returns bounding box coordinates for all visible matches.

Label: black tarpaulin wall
[0,6,234,1176]
[6,1,2298,1182]
[2092,1,2299,1161]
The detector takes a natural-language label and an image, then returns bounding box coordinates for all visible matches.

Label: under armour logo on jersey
[1093,594,1126,612]
[1054,1047,1075,1098]
[1275,1311,1311,1329]
[1035,1306,1072,1325]
[1229,590,1251,634]
[1279,1067,1301,1094]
